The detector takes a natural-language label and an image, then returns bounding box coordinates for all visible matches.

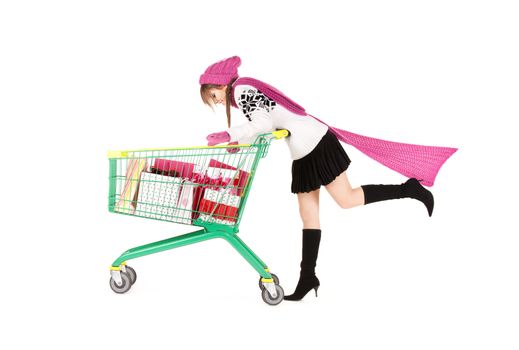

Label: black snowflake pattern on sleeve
[237,88,276,121]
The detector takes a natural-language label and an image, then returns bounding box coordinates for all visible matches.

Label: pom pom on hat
[199,56,241,85]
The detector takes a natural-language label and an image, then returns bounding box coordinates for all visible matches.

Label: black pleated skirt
[291,129,351,193]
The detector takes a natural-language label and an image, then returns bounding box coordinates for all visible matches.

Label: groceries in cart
[114,157,249,226]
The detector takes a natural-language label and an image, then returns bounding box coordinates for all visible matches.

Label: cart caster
[109,272,132,294]
[261,284,284,306]
[123,265,137,285]
[258,273,279,290]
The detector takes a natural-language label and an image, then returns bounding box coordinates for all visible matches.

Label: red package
[198,198,239,222]
[207,159,250,196]
[190,172,232,220]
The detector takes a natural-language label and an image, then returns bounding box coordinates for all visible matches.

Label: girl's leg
[324,171,365,209]
[325,170,434,216]
[296,188,321,229]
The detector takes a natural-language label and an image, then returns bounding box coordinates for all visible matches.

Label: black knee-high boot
[361,178,434,216]
[284,228,321,301]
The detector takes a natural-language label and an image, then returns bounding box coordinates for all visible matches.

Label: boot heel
[314,285,319,297]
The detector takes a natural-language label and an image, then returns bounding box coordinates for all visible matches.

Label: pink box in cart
[152,159,195,179]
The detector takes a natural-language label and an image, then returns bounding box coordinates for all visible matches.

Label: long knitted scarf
[231,77,457,187]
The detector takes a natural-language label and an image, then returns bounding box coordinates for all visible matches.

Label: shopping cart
[107,130,289,305]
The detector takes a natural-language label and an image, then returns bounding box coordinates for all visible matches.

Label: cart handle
[271,129,290,139]
[107,130,291,158]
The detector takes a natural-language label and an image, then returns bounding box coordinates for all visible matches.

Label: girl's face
[209,86,227,105]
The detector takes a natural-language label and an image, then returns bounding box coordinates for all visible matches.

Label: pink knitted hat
[199,56,241,85]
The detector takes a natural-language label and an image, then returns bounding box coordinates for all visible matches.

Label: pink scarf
[231,77,457,187]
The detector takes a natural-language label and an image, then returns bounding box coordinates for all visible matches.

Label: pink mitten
[226,141,240,154]
[206,131,230,146]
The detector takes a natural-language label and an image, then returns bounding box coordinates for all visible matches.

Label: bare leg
[324,170,365,209]
[296,188,321,229]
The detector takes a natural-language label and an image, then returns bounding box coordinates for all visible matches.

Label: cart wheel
[124,265,137,285]
[261,284,284,306]
[109,272,132,294]
[258,273,280,290]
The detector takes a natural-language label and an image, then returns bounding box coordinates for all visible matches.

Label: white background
[1,1,518,349]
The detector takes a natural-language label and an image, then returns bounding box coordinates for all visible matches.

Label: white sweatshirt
[226,84,328,160]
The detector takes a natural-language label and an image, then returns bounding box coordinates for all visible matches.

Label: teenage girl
[199,56,436,301]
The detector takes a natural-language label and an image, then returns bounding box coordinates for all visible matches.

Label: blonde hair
[200,77,238,128]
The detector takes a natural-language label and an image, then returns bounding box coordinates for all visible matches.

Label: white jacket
[226,84,328,160]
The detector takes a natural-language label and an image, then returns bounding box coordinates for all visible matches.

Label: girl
[199,56,456,301]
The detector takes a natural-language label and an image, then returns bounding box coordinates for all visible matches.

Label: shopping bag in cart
[175,180,195,224]
[135,171,184,221]
[190,164,233,220]
[115,159,148,215]
[197,188,241,226]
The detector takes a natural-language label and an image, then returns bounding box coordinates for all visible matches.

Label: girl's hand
[206,131,230,146]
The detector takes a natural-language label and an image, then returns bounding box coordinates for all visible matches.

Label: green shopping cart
[107,130,289,305]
